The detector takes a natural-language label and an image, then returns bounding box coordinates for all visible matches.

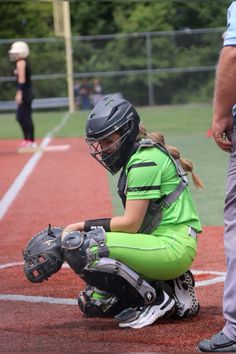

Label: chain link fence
[0,27,224,109]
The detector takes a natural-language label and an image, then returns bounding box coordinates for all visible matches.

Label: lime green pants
[104,224,197,281]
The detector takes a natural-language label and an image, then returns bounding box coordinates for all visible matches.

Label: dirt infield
[0,139,226,352]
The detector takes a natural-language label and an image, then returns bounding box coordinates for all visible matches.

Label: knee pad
[62,228,109,274]
[78,285,126,318]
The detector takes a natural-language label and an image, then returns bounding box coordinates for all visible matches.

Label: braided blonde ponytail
[138,123,204,189]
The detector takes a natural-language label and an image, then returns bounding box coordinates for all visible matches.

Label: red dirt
[0,138,226,352]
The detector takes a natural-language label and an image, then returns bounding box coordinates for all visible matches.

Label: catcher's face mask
[86,128,131,174]
[85,96,140,174]
[23,226,64,283]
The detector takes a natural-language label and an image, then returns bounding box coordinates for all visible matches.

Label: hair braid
[138,123,204,189]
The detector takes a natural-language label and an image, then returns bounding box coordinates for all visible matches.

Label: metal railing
[0,27,225,109]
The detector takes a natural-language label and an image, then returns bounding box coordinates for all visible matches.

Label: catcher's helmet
[23,225,64,283]
[85,95,140,174]
[8,41,30,61]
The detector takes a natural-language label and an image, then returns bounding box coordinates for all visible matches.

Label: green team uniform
[105,144,202,281]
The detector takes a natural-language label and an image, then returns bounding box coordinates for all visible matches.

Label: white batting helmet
[8,41,30,60]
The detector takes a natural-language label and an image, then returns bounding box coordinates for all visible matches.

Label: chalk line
[0,262,226,306]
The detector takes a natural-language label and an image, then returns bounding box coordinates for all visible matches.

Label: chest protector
[118,139,188,233]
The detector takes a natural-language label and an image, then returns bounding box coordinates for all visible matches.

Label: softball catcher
[23,96,202,329]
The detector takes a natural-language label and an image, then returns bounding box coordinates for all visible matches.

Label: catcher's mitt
[23,224,64,283]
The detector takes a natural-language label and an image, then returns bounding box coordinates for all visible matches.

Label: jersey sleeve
[126,159,162,200]
[224,2,236,46]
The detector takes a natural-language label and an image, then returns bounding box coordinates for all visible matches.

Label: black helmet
[85,95,140,174]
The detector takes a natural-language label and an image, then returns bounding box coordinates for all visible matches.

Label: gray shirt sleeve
[224,2,236,46]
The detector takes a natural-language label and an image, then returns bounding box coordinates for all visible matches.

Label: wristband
[17,83,26,90]
[84,218,111,232]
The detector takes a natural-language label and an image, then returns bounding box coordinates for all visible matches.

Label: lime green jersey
[125,145,202,233]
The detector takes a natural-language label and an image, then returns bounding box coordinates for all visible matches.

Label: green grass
[0,103,212,139]
[0,104,228,226]
[0,110,89,139]
[137,103,214,136]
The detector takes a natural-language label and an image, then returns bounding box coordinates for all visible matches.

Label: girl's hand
[61,222,85,241]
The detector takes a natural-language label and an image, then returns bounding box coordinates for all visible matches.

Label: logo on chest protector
[145,291,154,302]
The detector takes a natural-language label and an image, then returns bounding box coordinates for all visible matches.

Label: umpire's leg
[223,127,236,341]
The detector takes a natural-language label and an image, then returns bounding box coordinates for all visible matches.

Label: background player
[8,41,36,150]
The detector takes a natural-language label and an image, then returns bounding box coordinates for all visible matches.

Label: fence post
[146,32,154,106]
[63,1,75,113]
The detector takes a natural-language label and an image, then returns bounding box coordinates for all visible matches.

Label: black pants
[16,99,34,141]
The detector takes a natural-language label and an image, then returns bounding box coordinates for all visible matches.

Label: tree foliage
[0,0,231,39]
[0,2,53,39]
[70,0,231,35]
[0,0,232,104]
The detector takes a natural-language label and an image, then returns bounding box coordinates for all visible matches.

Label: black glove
[23,224,64,283]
